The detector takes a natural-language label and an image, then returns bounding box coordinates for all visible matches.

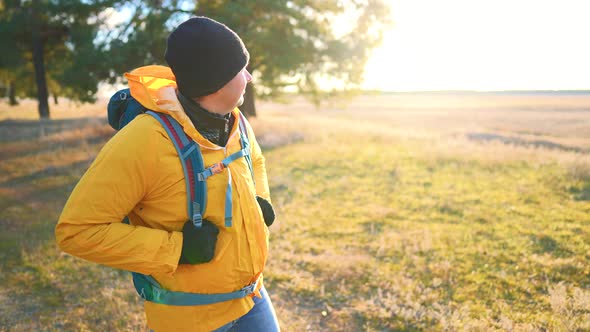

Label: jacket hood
[124,65,240,150]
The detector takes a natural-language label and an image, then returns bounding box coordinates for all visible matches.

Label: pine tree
[0,0,117,118]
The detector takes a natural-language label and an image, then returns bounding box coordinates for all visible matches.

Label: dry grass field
[1,92,589,331]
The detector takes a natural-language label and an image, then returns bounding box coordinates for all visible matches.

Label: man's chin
[236,96,245,107]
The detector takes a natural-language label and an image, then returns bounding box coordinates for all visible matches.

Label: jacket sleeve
[244,117,271,201]
[55,116,183,275]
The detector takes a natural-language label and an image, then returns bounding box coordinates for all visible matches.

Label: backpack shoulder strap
[145,111,206,227]
[237,113,255,185]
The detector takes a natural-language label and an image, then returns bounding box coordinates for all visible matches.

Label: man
[55,17,280,331]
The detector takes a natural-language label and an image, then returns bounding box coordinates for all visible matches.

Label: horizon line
[360,89,590,94]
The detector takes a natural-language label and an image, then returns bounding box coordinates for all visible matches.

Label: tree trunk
[31,0,50,119]
[8,80,18,106]
[239,83,256,118]
[53,94,58,105]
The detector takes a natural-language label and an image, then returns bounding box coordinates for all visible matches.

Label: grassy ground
[1,93,589,331]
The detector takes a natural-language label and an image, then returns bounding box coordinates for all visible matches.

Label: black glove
[179,219,219,264]
[256,196,276,227]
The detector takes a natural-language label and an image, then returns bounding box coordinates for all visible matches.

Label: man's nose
[245,70,253,82]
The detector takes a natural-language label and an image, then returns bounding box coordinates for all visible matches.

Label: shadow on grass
[466,132,590,154]
[257,131,305,151]
[0,117,108,141]
[569,180,590,201]
[0,159,93,187]
[0,133,111,162]
[529,234,572,257]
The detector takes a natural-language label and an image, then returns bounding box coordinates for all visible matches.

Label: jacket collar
[177,92,230,129]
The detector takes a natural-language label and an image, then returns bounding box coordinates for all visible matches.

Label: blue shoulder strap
[238,113,255,185]
[146,111,206,228]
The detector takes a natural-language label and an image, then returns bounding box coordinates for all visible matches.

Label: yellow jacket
[56,65,270,332]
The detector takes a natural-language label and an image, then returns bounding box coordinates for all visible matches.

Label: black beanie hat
[165,17,250,98]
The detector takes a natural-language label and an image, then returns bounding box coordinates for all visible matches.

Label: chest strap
[147,111,253,228]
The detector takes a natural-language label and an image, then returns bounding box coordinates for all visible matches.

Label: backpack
[107,89,259,306]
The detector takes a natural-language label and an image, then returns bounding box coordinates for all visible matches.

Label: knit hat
[165,17,250,98]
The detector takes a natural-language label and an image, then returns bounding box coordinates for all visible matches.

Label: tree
[101,1,189,81]
[196,1,391,117]
[101,0,391,117]
[0,0,117,118]
[0,71,19,105]
[1,1,390,119]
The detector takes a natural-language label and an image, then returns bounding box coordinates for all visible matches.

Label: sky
[362,0,590,91]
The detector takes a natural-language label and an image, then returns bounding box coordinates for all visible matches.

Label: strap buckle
[210,162,225,175]
[241,283,256,295]
[240,278,259,296]
[192,213,202,228]
[197,162,226,182]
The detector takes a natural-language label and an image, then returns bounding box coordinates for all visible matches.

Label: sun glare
[363,0,590,92]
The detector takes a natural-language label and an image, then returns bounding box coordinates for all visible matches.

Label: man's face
[217,68,253,110]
